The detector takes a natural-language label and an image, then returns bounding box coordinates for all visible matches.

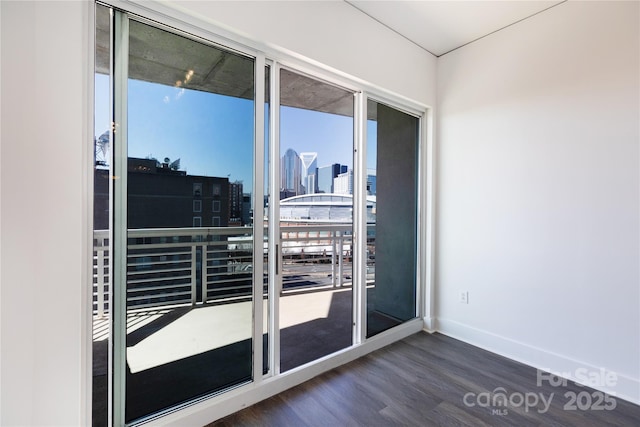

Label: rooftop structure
[280,193,376,223]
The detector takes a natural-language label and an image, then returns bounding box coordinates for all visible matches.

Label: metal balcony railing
[92,224,372,317]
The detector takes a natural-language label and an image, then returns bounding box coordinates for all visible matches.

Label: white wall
[0,1,435,425]
[1,1,91,425]
[436,0,639,402]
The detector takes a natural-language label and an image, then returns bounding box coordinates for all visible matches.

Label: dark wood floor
[210,332,640,426]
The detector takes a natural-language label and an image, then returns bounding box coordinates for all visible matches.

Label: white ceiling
[347,0,566,56]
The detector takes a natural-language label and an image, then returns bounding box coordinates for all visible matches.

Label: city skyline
[95,74,379,198]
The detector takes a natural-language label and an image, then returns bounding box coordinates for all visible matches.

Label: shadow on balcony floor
[93,287,353,425]
[281,288,352,372]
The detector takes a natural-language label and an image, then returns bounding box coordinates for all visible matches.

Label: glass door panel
[366,99,419,338]
[123,18,255,422]
[279,69,354,371]
[92,4,112,426]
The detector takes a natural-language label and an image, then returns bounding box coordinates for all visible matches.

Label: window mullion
[111,9,129,427]
[268,63,281,376]
[253,53,266,383]
[353,91,367,345]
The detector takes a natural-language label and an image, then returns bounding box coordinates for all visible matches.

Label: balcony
[92,224,376,423]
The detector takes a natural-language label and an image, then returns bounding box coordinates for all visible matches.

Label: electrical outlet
[459,291,469,304]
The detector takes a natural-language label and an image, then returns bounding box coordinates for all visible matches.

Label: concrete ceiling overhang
[96,16,357,119]
[280,69,354,118]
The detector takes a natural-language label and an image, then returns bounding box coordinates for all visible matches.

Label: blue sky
[95,74,377,196]
[129,79,255,191]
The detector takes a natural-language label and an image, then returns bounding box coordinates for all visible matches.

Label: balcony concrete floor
[92,286,359,424]
[94,286,353,372]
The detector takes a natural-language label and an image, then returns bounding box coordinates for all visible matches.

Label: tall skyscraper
[280,148,303,197]
[317,163,342,194]
[299,152,318,194]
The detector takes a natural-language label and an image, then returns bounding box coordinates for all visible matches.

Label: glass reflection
[366,99,418,338]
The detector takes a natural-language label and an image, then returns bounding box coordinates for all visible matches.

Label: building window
[212,184,220,196]
[193,183,202,197]
[212,216,221,227]
[193,216,202,227]
[193,200,202,212]
[212,200,220,212]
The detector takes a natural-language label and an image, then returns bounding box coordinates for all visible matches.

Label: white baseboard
[437,318,640,406]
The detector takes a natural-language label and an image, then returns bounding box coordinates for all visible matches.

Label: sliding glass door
[94,7,423,424]
[112,14,257,424]
[278,69,355,371]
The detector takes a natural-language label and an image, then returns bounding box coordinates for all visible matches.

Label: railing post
[331,231,337,288]
[201,242,207,304]
[191,245,197,305]
[338,231,344,287]
[96,246,105,318]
